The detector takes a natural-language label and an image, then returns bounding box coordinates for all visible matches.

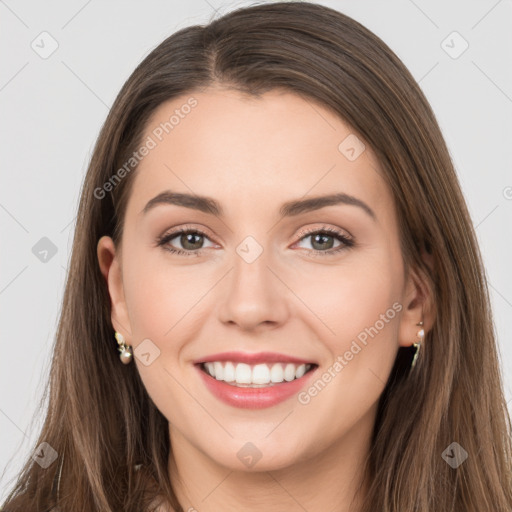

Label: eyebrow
[141,190,376,220]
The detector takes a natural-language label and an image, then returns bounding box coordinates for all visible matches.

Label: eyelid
[156,224,218,248]
[158,225,350,245]
[159,223,217,241]
[294,224,353,240]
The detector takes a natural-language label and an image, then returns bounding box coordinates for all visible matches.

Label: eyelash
[156,225,355,257]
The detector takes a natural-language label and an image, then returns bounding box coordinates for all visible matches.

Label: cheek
[296,250,403,410]
[123,254,192,419]
[299,249,401,343]
[123,250,205,341]
[342,266,402,385]
[291,264,402,446]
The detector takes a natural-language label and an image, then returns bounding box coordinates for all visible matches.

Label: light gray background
[1,0,511,499]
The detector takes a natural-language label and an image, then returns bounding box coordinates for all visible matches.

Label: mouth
[193,352,319,409]
[197,361,317,387]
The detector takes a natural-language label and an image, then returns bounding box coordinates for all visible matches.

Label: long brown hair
[2,2,511,510]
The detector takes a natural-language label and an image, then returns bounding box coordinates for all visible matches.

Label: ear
[97,235,132,340]
[397,248,436,348]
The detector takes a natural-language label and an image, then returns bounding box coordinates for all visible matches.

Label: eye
[156,225,355,257]
[293,226,354,256]
[156,226,216,257]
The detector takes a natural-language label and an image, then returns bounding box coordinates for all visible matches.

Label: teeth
[252,364,270,384]
[214,362,224,381]
[284,363,296,382]
[270,363,284,383]
[223,362,235,382]
[205,362,215,377]
[295,364,306,378]
[235,363,252,384]
[201,361,313,386]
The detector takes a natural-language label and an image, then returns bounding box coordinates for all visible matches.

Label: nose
[217,243,290,333]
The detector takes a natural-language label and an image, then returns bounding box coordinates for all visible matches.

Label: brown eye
[294,227,355,256]
[157,228,215,256]
[178,232,204,250]
[309,233,336,251]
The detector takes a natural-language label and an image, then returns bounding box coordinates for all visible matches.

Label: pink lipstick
[194,351,318,409]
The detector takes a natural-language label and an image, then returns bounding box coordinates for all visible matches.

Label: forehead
[126,88,392,223]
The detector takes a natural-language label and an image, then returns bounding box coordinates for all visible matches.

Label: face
[98,87,422,473]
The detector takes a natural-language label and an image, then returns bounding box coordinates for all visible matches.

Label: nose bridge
[218,233,289,330]
[231,233,275,301]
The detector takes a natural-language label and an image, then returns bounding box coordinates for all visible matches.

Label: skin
[97,87,433,512]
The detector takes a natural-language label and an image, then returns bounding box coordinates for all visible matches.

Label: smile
[200,361,315,387]
[194,352,318,409]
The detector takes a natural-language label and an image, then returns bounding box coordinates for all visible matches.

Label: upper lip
[194,351,316,365]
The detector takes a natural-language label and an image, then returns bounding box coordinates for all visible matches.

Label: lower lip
[195,364,317,409]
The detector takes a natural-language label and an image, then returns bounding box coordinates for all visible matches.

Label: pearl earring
[115,331,133,364]
[411,321,424,369]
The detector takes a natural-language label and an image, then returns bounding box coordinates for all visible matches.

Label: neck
[166,406,376,512]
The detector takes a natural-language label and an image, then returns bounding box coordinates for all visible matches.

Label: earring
[115,331,133,364]
[411,321,424,369]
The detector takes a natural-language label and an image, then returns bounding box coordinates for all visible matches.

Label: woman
[2,2,511,511]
